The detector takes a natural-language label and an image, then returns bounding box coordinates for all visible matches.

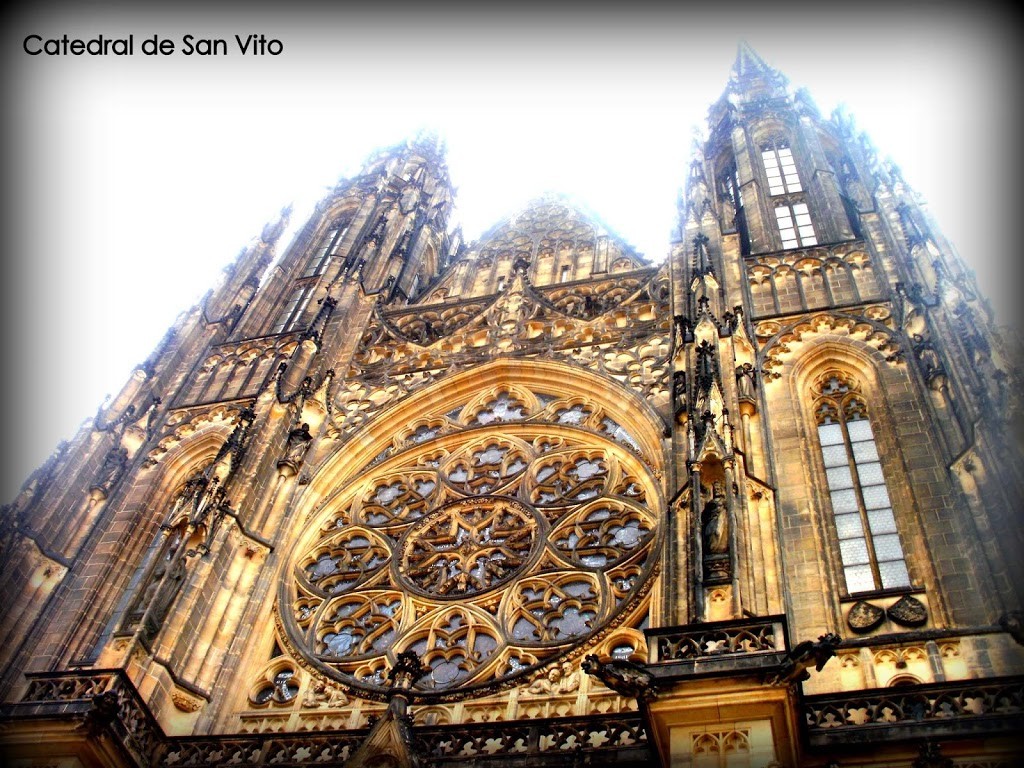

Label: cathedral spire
[731,41,780,80]
[725,41,788,105]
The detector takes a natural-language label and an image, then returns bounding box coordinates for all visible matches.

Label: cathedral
[1,44,1022,767]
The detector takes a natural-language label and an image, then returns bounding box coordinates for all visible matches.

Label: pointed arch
[310,358,667,507]
[778,335,933,601]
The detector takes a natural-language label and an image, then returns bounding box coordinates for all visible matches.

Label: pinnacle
[732,41,773,78]
[722,40,788,103]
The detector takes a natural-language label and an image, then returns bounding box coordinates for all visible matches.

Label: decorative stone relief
[846,600,885,633]
[281,422,660,702]
[887,594,928,627]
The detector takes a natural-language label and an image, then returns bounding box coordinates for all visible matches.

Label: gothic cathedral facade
[1,45,1022,767]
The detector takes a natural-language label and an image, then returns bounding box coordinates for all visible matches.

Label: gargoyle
[581,654,657,700]
[80,690,120,738]
[999,611,1024,646]
[767,632,842,685]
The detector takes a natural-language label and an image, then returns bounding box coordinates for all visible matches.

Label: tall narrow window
[775,203,817,249]
[559,265,571,283]
[813,373,910,594]
[719,162,750,255]
[302,220,351,278]
[272,285,316,335]
[720,166,743,212]
[762,144,802,195]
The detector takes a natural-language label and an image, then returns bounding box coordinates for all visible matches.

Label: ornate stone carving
[399,498,535,598]
[805,679,1024,734]
[846,600,886,633]
[887,595,928,627]
[525,660,580,696]
[767,633,842,685]
[283,421,660,701]
[278,422,313,475]
[171,688,205,713]
[301,679,349,709]
[581,655,657,700]
[652,620,779,661]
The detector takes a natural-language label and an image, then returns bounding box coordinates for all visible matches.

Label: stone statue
[735,363,756,401]
[91,446,128,495]
[701,482,729,555]
[140,552,186,643]
[280,423,313,472]
[302,680,349,709]
[527,661,579,695]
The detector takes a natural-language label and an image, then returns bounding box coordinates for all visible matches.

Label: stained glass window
[775,203,817,249]
[762,144,803,195]
[814,373,910,593]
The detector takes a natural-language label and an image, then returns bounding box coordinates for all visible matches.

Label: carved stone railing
[18,670,119,703]
[3,669,164,766]
[2,670,650,767]
[416,714,648,764]
[646,616,788,679]
[803,676,1024,746]
[157,734,369,766]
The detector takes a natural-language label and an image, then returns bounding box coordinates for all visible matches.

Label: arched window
[774,203,817,248]
[813,372,910,594]
[761,141,803,195]
[302,218,351,278]
[271,285,316,335]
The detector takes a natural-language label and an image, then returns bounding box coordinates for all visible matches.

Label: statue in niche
[91,446,128,496]
[735,363,756,401]
[911,335,946,390]
[701,482,729,555]
[286,423,313,461]
[149,557,186,625]
[672,371,687,413]
[131,530,189,644]
[720,194,736,230]
[279,423,313,473]
[672,314,690,348]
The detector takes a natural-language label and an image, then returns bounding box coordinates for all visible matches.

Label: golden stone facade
[1,45,1022,767]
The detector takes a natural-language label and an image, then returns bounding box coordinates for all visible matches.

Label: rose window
[399,498,537,598]
[283,420,661,701]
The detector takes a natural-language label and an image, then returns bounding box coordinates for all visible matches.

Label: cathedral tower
[1,47,1021,767]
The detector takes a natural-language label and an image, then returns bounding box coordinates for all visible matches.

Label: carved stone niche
[696,463,731,587]
[843,592,929,635]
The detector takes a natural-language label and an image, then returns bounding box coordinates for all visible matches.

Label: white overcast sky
[2,5,1018,500]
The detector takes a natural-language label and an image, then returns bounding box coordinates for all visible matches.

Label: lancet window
[272,284,316,335]
[719,164,743,213]
[302,218,351,278]
[775,202,817,249]
[761,142,803,195]
[813,372,910,594]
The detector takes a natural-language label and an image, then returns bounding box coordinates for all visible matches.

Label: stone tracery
[281,384,661,701]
